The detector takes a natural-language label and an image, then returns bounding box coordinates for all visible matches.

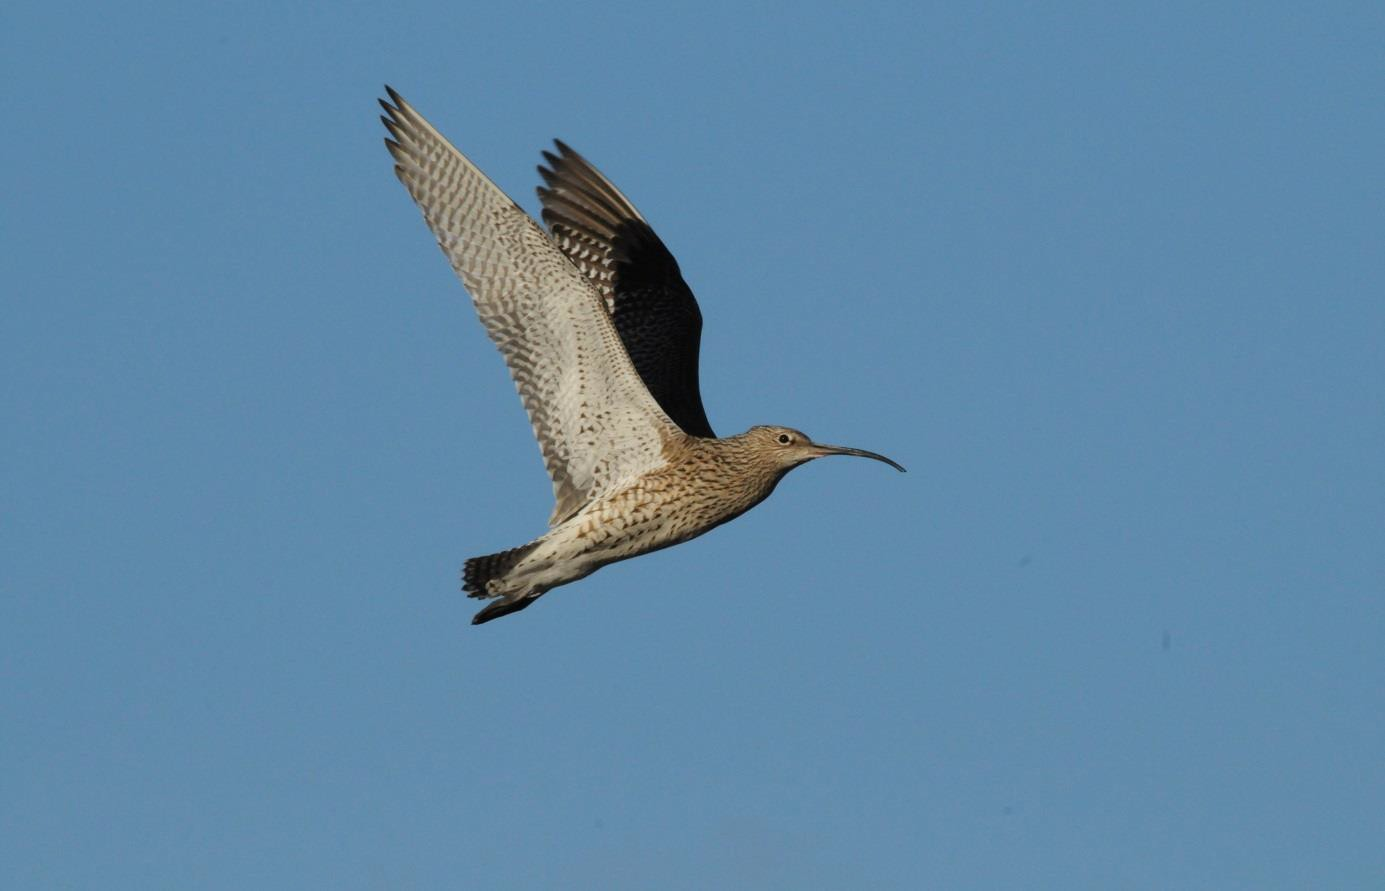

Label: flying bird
[380,87,904,624]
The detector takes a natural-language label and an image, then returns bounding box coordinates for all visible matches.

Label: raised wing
[537,142,715,438]
[380,87,680,526]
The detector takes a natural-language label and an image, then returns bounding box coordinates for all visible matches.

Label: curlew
[380,87,905,624]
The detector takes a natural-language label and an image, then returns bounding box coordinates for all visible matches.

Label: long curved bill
[811,443,907,472]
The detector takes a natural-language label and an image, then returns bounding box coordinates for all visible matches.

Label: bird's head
[747,425,906,474]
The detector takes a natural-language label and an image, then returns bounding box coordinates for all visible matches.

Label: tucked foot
[471,596,540,625]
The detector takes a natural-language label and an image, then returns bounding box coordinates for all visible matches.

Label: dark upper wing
[536,141,715,438]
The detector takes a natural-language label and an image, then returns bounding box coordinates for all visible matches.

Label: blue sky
[3,2,1383,888]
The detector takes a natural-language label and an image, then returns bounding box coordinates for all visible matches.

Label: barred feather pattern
[537,142,716,438]
[380,88,682,526]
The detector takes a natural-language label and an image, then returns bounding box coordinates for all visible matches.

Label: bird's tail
[461,542,538,600]
[463,543,543,625]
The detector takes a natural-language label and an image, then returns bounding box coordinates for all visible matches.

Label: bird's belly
[559,484,739,561]
[507,477,763,598]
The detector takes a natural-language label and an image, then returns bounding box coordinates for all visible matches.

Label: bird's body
[380,87,903,624]
[463,427,802,623]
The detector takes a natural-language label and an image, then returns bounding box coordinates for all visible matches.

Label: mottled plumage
[380,87,903,625]
[537,141,715,438]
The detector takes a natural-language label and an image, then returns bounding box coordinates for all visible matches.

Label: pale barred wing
[380,88,680,525]
[537,142,715,438]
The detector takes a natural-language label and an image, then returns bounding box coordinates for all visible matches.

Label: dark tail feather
[471,595,541,625]
[462,542,538,599]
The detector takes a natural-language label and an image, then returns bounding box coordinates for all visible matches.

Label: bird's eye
[777,433,791,445]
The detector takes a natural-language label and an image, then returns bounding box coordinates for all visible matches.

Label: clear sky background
[4,2,1383,888]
